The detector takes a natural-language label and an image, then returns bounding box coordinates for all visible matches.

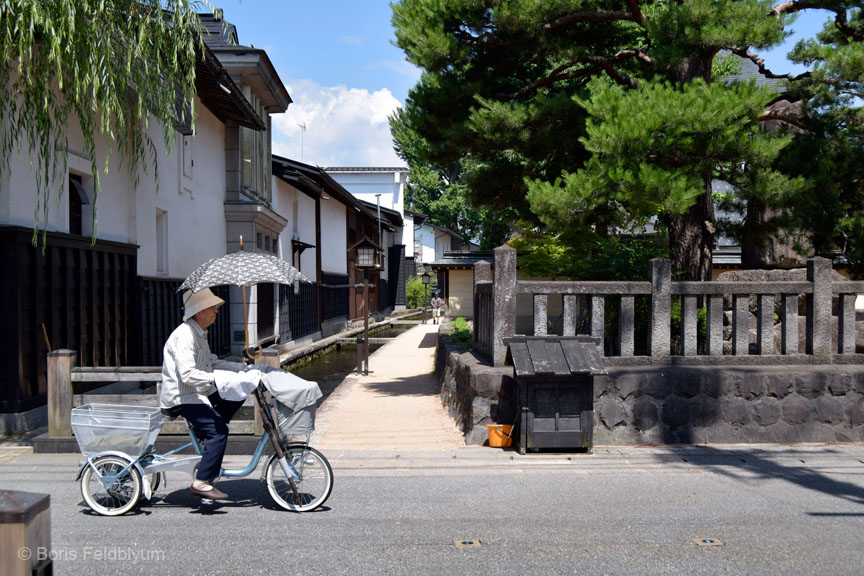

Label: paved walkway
[312,322,465,452]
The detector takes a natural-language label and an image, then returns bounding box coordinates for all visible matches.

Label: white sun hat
[182,288,225,321]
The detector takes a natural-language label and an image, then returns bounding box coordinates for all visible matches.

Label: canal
[285,321,418,402]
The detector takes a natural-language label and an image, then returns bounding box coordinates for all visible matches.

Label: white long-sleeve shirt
[159,319,245,408]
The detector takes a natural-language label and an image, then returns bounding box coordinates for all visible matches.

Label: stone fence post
[807,257,832,360]
[47,350,76,437]
[649,259,671,359]
[493,246,517,367]
[473,260,491,354]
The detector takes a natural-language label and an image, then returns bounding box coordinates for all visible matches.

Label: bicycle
[73,383,333,516]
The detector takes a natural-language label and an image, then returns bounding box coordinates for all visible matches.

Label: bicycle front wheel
[265,445,333,512]
[81,455,142,516]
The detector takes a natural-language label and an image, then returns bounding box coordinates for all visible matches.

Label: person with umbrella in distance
[159,288,253,500]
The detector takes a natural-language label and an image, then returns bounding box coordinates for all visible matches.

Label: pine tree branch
[730,47,811,81]
[507,50,650,98]
[771,1,864,41]
[543,10,642,30]
[758,110,809,130]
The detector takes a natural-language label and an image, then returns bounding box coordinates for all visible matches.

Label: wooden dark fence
[0,227,136,413]
[321,273,350,321]
[137,279,231,366]
[280,281,319,341]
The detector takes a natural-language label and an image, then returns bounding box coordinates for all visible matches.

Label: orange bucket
[487,424,514,448]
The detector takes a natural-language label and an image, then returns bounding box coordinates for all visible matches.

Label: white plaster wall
[0,91,228,280]
[435,230,452,260]
[448,269,474,317]
[136,98,227,278]
[1,107,134,241]
[402,213,415,258]
[420,225,436,265]
[320,197,347,275]
[271,177,297,261]
[297,192,317,276]
[327,170,406,214]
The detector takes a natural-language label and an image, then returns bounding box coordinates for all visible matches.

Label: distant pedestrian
[430,292,444,324]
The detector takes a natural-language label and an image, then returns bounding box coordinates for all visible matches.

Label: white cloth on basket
[214,369,262,401]
[263,371,322,411]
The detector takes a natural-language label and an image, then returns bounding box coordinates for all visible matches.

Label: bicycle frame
[141,384,304,483]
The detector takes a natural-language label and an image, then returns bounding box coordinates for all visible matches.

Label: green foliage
[527,77,800,237]
[0,0,209,245]
[406,275,435,308]
[390,0,855,279]
[510,230,667,280]
[450,316,472,348]
[776,8,864,274]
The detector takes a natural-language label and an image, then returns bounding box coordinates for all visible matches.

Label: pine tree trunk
[666,176,715,281]
[666,56,716,281]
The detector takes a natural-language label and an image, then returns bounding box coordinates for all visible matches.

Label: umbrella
[179,245,311,359]
[178,250,310,293]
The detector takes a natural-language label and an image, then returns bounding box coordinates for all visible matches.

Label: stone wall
[595,366,864,444]
[437,331,864,445]
[435,333,517,445]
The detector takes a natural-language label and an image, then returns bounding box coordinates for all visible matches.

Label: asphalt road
[2,446,863,575]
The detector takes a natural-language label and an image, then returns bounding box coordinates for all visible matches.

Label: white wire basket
[71,404,164,458]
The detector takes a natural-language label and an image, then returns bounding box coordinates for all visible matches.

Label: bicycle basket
[273,399,315,436]
[71,404,164,458]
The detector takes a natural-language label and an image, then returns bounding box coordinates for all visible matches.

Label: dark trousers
[165,393,244,482]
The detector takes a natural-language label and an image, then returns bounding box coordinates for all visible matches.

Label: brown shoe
[189,485,228,500]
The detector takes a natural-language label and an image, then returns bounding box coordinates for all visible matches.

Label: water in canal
[286,322,418,402]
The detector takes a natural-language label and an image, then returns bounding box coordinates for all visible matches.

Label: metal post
[363,269,370,375]
[423,283,428,324]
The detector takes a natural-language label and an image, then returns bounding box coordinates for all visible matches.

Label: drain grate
[453,539,482,549]
[693,537,724,547]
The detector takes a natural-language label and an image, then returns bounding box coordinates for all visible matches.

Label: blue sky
[214,1,831,167]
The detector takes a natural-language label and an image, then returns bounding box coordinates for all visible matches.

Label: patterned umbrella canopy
[178,250,311,293]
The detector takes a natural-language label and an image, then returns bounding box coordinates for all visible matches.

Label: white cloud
[272,80,404,167]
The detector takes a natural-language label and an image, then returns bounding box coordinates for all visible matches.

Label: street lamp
[421,271,431,325]
[349,236,380,375]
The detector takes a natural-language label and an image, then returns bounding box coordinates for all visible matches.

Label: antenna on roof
[297,122,307,162]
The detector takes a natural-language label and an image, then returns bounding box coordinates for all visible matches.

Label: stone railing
[478,246,864,367]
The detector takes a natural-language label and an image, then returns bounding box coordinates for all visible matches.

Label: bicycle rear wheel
[81,455,142,516]
[265,445,333,512]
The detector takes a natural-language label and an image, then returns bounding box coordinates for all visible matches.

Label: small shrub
[450,316,473,348]
[406,276,436,309]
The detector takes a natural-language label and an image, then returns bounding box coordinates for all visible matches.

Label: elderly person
[160,288,247,500]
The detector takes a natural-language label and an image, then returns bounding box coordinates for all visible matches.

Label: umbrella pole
[243,284,263,360]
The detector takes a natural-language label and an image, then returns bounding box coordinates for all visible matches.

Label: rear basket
[273,399,316,436]
[71,404,164,458]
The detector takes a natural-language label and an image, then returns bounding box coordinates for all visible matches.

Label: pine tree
[391,0,860,279]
